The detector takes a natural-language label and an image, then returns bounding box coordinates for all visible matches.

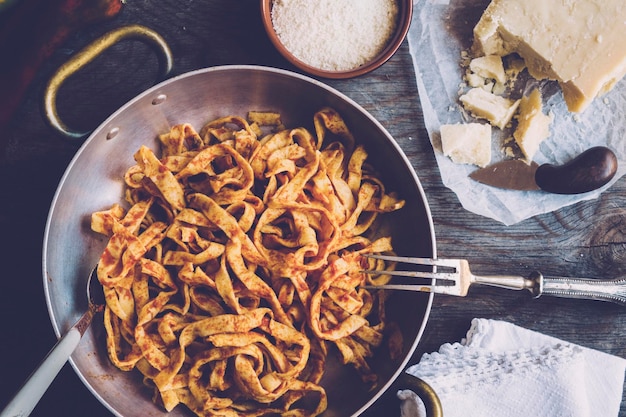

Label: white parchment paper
[407,0,626,225]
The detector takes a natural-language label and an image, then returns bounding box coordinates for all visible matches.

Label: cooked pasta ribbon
[91,108,405,416]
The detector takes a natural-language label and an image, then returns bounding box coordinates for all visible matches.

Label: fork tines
[361,254,463,294]
[362,254,458,280]
[363,254,457,268]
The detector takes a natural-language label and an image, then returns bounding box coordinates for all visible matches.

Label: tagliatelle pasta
[91,107,405,416]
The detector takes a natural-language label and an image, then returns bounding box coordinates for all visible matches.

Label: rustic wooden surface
[1,1,625,416]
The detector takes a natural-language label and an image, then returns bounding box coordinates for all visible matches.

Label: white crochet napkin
[399,318,626,417]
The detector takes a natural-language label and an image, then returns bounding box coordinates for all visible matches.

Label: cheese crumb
[465,71,486,88]
[502,136,517,158]
[469,55,506,84]
[440,123,492,167]
[271,0,399,71]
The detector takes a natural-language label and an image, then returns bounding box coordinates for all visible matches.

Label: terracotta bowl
[260,0,413,79]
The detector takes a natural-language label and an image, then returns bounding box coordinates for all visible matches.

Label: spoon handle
[0,308,95,417]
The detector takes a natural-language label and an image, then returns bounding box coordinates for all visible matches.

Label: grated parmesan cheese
[271,0,399,72]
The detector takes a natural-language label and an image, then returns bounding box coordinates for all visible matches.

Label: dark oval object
[535,146,618,194]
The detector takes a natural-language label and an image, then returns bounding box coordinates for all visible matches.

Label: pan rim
[41,64,437,417]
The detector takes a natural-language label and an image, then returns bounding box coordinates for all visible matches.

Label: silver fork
[362,255,626,306]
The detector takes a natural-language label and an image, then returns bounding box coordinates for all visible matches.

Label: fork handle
[474,271,626,306]
[537,272,626,306]
[473,273,541,294]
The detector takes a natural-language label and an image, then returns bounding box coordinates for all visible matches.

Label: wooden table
[1,1,625,416]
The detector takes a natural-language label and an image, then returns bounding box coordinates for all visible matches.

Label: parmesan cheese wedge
[440,123,492,167]
[513,89,553,162]
[472,0,626,112]
[459,88,520,129]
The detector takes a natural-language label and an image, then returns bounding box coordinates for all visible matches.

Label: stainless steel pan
[42,27,437,417]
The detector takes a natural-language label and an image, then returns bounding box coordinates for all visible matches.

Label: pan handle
[43,24,173,139]
[399,373,443,417]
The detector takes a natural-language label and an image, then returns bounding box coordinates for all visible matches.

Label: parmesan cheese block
[472,0,626,112]
[440,123,492,167]
[459,87,520,129]
[513,89,553,162]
